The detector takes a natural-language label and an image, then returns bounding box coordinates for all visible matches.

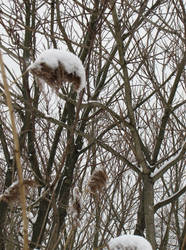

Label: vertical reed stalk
[0,50,29,249]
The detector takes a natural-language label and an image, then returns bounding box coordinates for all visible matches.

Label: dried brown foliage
[0,179,36,204]
[29,62,81,92]
[88,168,108,194]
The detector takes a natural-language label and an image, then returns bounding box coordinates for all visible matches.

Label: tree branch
[152,142,186,181]
[154,185,186,213]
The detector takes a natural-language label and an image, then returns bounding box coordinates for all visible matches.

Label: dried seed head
[28,49,86,93]
[88,167,108,194]
[29,62,81,92]
[68,187,82,226]
[0,179,37,204]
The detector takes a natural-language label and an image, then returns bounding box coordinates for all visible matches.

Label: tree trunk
[143,174,157,249]
[134,187,145,237]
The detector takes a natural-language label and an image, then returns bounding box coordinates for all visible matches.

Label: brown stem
[0,50,29,249]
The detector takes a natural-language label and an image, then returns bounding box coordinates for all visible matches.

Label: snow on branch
[105,235,153,250]
[28,49,86,94]
[154,185,186,212]
[151,141,186,181]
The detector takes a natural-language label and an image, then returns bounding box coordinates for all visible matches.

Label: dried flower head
[68,187,82,226]
[29,62,81,92]
[88,167,108,194]
[28,49,86,93]
[0,179,36,204]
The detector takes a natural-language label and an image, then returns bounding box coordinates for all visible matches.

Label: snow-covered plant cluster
[105,235,153,250]
[28,49,86,94]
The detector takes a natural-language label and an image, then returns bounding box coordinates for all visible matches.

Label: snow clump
[106,235,153,250]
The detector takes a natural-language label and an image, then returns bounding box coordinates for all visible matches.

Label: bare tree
[0,0,185,249]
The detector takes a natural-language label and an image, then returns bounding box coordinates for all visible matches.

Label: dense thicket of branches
[0,0,185,249]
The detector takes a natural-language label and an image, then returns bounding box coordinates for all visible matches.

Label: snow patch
[106,235,153,250]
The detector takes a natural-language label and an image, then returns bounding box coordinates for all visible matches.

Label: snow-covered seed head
[0,179,37,204]
[28,49,86,94]
[88,167,108,194]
